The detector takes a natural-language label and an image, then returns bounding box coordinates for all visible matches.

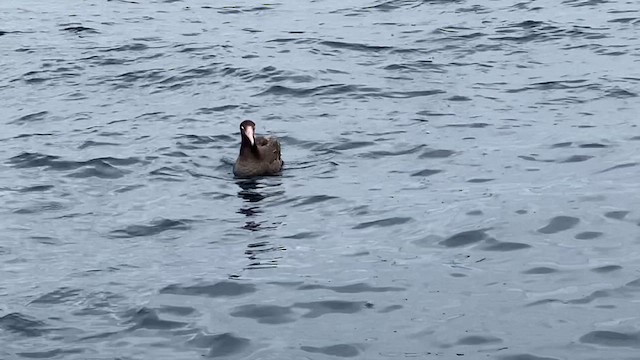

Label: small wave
[0,312,49,337]
[256,84,365,97]
[353,217,413,229]
[8,152,143,168]
[99,43,151,52]
[492,21,610,44]
[13,201,66,214]
[60,24,99,34]
[505,79,595,93]
[597,162,638,173]
[67,163,129,179]
[9,111,49,124]
[411,169,442,177]
[188,332,252,358]
[160,281,256,297]
[580,330,640,348]
[31,287,81,305]
[110,218,191,238]
[293,300,370,318]
[214,4,276,14]
[297,283,405,293]
[124,307,187,330]
[301,344,361,357]
[537,216,580,234]
[383,60,445,73]
[197,105,239,113]
[256,84,444,99]
[17,348,85,358]
[230,304,295,324]
[604,87,637,98]
[360,145,425,159]
[320,40,393,52]
[440,228,492,247]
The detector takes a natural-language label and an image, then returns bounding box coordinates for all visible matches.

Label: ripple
[598,162,638,173]
[559,155,593,163]
[574,231,603,240]
[331,141,376,151]
[537,216,580,234]
[456,335,502,345]
[61,25,99,34]
[160,281,256,297]
[609,17,640,24]
[197,104,240,113]
[384,60,445,73]
[7,153,142,176]
[320,40,393,52]
[293,195,339,207]
[110,218,190,238]
[256,84,444,99]
[499,355,560,360]
[78,140,120,149]
[149,166,185,180]
[467,178,494,183]
[419,149,455,158]
[187,332,251,357]
[293,300,369,318]
[30,287,81,305]
[17,348,85,359]
[443,122,490,128]
[592,265,622,273]
[100,43,151,52]
[159,305,198,316]
[604,210,629,220]
[522,267,558,274]
[125,307,187,330]
[297,283,405,293]
[353,216,412,229]
[447,95,472,101]
[284,231,324,239]
[14,201,65,214]
[9,111,49,124]
[506,79,593,93]
[257,84,366,97]
[580,330,640,348]
[301,344,361,357]
[361,145,424,159]
[67,161,129,179]
[411,169,442,177]
[481,241,531,251]
[579,143,608,148]
[0,313,49,337]
[229,304,295,324]
[440,229,491,247]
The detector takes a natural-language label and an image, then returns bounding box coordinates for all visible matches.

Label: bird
[233,120,283,178]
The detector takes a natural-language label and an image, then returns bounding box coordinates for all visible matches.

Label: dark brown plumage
[233,120,283,178]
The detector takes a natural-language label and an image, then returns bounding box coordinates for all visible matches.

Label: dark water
[1,0,640,358]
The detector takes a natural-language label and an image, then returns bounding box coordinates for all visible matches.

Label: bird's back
[233,136,283,177]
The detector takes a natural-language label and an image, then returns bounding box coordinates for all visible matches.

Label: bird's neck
[240,137,260,157]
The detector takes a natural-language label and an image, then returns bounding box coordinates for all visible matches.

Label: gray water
[1,0,640,359]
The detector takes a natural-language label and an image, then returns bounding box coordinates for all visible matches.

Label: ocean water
[1,0,640,359]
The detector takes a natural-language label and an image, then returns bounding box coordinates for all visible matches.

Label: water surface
[1,0,640,359]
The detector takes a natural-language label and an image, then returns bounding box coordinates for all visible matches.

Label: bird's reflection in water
[235,178,285,270]
[236,180,266,203]
[236,179,268,221]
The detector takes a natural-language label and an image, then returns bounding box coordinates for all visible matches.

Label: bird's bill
[243,125,255,146]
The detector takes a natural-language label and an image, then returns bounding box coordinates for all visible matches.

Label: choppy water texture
[1,0,640,359]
